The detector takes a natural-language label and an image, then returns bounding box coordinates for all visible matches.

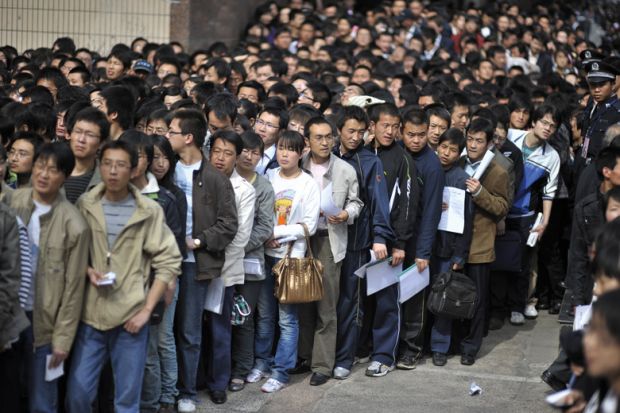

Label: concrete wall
[0,0,170,54]
[170,0,265,52]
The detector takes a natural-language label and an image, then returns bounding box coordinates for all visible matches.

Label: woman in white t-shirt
[247,130,320,393]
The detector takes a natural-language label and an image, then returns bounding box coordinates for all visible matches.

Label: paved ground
[195,312,561,412]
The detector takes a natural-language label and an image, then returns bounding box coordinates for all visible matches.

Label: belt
[316,229,329,237]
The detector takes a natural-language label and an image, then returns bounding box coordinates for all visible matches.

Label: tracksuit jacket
[366,141,419,250]
[334,146,394,251]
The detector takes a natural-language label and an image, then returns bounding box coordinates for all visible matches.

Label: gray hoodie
[244,173,275,281]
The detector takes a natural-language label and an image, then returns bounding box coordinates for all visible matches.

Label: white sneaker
[510,311,525,325]
[333,366,351,380]
[177,398,196,413]
[261,377,286,393]
[524,304,538,319]
[365,360,395,377]
[246,368,269,383]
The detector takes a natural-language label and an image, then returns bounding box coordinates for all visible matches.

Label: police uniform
[576,60,620,176]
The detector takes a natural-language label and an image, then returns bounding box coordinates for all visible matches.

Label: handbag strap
[299,222,315,259]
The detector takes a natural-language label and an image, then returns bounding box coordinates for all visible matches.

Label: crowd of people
[1,0,620,412]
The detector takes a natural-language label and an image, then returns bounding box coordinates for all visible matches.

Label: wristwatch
[193,238,201,248]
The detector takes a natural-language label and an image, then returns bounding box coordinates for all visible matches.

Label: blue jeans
[30,344,58,413]
[176,262,209,400]
[142,283,179,411]
[253,255,298,384]
[430,258,456,354]
[66,322,149,413]
[253,256,278,374]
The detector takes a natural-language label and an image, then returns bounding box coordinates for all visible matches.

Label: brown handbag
[272,223,324,304]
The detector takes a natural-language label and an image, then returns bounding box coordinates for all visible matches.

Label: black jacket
[368,142,419,250]
[566,190,605,305]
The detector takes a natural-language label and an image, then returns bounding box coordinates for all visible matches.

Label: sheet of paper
[573,304,592,331]
[320,183,341,217]
[472,150,495,180]
[243,258,263,276]
[438,187,466,234]
[398,264,430,303]
[366,259,402,295]
[204,277,225,314]
[354,250,377,278]
[45,355,64,382]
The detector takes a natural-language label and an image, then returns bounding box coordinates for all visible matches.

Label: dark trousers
[335,250,368,370]
[398,279,427,359]
[536,199,569,306]
[202,285,234,392]
[490,215,536,317]
[0,336,25,413]
[371,283,401,366]
[231,279,263,380]
[461,263,490,357]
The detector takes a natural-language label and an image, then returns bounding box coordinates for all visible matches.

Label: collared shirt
[464,157,482,177]
[256,145,276,175]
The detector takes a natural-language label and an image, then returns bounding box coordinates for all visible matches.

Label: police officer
[575,59,620,179]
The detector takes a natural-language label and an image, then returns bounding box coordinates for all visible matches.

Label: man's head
[237,80,265,104]
[437,128,466,168]
[166,109,207,152]
[203,58,231,85]
[238,131,264,174]
[401,108,428,153]
[32,142,74,199]
[8,132,45,175]
[465,117,494,162]
[205,93,238,134]
[98,139,138,194]
[596,146,620,188]
[106,50,131,81]
[591,219,620,296]
[254,107,287,149]
[508,94,532,130]
[35,67,69,99]
[368,103,401,147]
[288,104,320,136]
[337,105,369,153]
[530,104,559,141]
[118,131,153,182]
[605,186,620,223]
[304,116,334,162]
[67,107,110,161]
[444,92,470,131]
[298,81,331,113]
[425,104,451,148]
[209,130,243,177]
[67,67,90,87]
[100,85,135,132]
[253,61,276,86]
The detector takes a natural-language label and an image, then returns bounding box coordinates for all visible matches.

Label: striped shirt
[64,170,94,204]
[101,194,136,249]
[16,216,34,311]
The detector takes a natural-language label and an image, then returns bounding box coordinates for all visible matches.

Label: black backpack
[427,271,477,320]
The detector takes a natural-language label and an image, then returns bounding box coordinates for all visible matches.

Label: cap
[586,60,618,83]
[133,60,153,74]
[396,9,415,22]
[344,95,386,108]
[579,49,606,65]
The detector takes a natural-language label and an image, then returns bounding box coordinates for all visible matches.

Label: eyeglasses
[166,130,185,136]
[147,126,168,135]
[538,119,557,130]
[8,149,32,159]
[101,160,131,170]
[241,148,262,158]
[34,161,61,175]
[255,119,279,130]
[72,128,100,140]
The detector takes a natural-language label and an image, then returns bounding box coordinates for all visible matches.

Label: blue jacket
[334,146,394,251]
[432,165,474,266]
[405,145,444,261]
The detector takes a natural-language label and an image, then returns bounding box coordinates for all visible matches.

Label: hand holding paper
[320,183,342,217]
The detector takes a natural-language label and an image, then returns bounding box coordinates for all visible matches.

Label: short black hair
[210,129,243,156]
[237,80,266,102]
[241,130,264,156]
[368,102,400,123]
[303,116,333,139]
[596,146,620,180]
[531,103,560,126]
[68,106,110,141]
[289,104,321,127]
[591,288,620,343]
[425,103,452,128]
[402,107,428,127]
[9,131,45,159]
[99,139,139,169]
[34,142,75,177]
[438,128,466,152]
[467,117,494,143]
[443,91,469,113]
[171,109,207,148]
[305,81,332,112]
[107,50,132,70]
[256,106,288,130]
[605,186,620,212]
[337,105,369,130]
[101,85,135,130]
[204,58,231,82]
[269,82,299,107]
[205,93,238,124]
